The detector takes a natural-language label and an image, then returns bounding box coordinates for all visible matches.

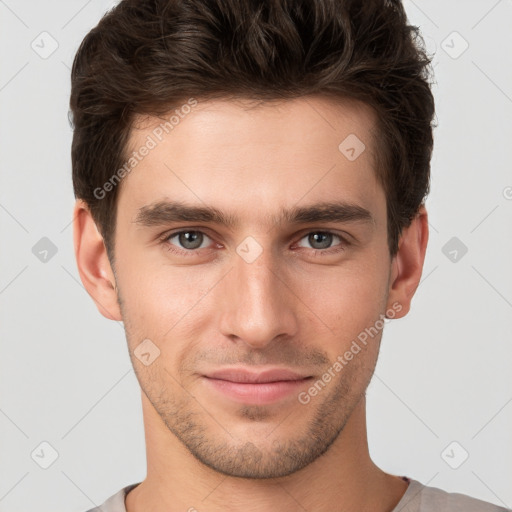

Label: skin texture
[73,95,428,512]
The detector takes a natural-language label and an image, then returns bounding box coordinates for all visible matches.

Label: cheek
[292,261,388,336]
[117,258,220,342]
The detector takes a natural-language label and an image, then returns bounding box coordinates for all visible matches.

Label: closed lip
[203,367,312,383]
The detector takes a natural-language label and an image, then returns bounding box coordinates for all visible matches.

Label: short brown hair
[69,0,436,264]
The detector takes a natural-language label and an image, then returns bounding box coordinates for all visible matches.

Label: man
[70,0,509,511]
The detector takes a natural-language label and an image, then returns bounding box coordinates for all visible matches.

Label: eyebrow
[133,200,375,230]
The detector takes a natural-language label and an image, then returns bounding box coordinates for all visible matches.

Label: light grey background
[0,1,511,511]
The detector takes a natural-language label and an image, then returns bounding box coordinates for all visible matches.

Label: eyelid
[158,227,214,242]
[295,226,356,246]
[159,228,218,253]
[294,231,345,249]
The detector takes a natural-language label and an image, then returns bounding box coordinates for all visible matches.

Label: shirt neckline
[122,476,423,512]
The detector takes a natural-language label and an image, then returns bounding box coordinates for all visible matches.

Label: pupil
[310,232,332,249]
[180,231,202,249]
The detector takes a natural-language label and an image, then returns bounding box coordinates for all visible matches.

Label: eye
[159,229,349,258]
[163,230,213,253]
[296,231,346,253]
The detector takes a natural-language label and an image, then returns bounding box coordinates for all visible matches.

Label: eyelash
[157,229,350,257]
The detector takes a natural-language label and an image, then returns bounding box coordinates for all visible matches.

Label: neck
[126,392,408,512]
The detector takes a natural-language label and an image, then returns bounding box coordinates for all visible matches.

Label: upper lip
[204,367,311,383]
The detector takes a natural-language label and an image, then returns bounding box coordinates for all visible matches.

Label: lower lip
[203,377,312,405]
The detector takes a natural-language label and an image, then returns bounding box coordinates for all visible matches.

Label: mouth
[202,367,314,405]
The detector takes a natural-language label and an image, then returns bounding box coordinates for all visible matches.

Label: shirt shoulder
[84,483,141,512]
[393,477,511,512]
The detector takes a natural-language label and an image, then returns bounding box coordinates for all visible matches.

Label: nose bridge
[219,241,298,348]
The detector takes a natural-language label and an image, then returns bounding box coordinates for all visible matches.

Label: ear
[386,204,429,318]
[73,199,122,321]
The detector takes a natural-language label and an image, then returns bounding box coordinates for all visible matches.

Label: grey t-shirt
[85,476,511,511]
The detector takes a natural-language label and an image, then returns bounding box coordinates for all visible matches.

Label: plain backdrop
[0,1,511,511]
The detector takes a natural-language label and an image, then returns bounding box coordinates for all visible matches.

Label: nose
[218,245,299,349]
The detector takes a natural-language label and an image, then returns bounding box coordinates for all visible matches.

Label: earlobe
[386,205,429,319]
[73,199,122,321]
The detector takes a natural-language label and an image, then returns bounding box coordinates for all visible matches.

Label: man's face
[113,96,394,478]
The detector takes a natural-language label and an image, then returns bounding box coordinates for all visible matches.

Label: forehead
[118,95,385,229]
[129,95,378,154]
